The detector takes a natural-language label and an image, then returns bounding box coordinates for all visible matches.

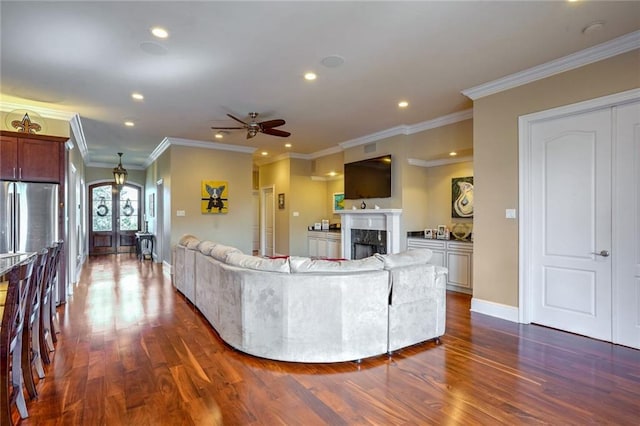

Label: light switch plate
[292,211,299,217]
[176,210,186,217]
[505,208,517,219]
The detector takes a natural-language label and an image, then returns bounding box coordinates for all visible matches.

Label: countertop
[406,231,472,243]
[308,229,341,233]
[0,252,36,276]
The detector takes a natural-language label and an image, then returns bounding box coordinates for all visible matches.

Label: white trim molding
[408,156,473,168]
[69,114,88,159]
[463,30,640,100]
[518,87,640,325]
[338,109,473,151]
[145,136,256,167]
[470,298,519,323]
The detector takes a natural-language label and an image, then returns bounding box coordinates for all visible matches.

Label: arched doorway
[89,182,141,255]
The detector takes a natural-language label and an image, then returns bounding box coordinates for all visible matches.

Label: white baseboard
[470,297,520,323]
[163,261,172,276]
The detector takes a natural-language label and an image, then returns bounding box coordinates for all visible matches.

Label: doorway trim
[518,88,640,324]
[260,185,275,256]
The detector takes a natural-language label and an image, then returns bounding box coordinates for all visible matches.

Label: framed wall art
[201,180,228,214]
[278,193,285,210]
[333,193,345,213]
[452,176,474,218]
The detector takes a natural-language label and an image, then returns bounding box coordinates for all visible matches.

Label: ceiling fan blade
[227,113,249,127]
[211,126,245,130]
[259,119,285,129]
[262,128,291,138]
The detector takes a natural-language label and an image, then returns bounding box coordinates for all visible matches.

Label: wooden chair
[49,241,63,342]
[1,255,36,425]
[40,243,59,363]
[21,249,49,400]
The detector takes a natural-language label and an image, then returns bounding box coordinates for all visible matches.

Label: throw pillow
[375,248,433,268]
[226,252,290,273]
[289,255,384,273]
[209,244,242,261]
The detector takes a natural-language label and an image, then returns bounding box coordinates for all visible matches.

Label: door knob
[591,250,610,257]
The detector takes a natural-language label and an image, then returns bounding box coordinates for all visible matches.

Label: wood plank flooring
[16,254,640,425]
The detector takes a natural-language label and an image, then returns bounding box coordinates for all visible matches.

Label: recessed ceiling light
[215,133,223,139]
[285,143,292,148]
[151,27,169,39]
[327,171,337,177]
[131,92,144,101]
[304,72,317,81]
[449,151,457,156]
[261,151,268,156]
[398,101,409,108]
[124,121,135,127]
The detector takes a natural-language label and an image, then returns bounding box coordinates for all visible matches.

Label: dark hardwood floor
[16,254,640,425]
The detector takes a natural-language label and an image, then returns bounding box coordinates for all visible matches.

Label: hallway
[17,255,640,425]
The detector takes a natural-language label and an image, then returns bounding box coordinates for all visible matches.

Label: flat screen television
[344,155,392,199]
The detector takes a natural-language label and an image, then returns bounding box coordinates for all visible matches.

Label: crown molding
[85,161,146,170]
[462,30,640,100]
[408,156,473,168]
[0,100,77,121]
[309,145,343,159]
[338,109,473,151]
[69,114,88,159]
[145,136,256,167]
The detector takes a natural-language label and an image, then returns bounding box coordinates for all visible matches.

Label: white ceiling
[1,1,639,168]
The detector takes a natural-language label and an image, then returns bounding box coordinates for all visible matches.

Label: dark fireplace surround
[351,229,387,260]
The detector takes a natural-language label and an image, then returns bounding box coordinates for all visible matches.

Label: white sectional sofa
[173,235,447,363]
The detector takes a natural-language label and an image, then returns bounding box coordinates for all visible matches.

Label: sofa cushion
[376,249,433,269]
[198,240,217,255]
[179,234,200,247]
[226,252,290,273]
[209,244,241,261]
[289,255,384,273]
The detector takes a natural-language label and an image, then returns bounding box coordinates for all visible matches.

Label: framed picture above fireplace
[333,193,345,213]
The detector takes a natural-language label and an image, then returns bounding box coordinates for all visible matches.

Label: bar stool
[50,240,63,341]
[21,249,49,400]
[1,255,36,425]
[39,243,59,363]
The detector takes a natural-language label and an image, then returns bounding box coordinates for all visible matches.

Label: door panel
[613,101,640,348]
[89,183,140,255]
[531,108,612,341]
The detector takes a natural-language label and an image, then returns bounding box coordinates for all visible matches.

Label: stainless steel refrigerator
[1,181,59,254]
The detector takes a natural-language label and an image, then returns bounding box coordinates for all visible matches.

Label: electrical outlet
[505,209,517,219]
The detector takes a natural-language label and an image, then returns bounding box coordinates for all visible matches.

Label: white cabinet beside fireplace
[308,231,342,258]
[407,238,473,294]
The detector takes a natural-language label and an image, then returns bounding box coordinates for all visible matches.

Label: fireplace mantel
[336,209,402,259]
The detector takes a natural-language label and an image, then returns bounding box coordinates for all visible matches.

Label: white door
[613,101,640,348]
[252,191,260,254]
[261,186,275,257]
[530,108,613,341]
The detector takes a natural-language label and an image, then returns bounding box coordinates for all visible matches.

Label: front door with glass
[89,183,140,255]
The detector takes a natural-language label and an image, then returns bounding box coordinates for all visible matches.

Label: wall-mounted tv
[344,155,392,199]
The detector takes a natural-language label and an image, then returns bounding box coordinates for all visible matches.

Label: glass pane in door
[92,185,113,231]
[119,186,139,231]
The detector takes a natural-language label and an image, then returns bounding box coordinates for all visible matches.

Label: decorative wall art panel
[452,176,474,218]
[201,180,228,214]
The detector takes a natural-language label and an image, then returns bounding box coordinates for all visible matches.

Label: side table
[135,232,154,261]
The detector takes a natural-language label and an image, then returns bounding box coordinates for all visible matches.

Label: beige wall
[85,166,146,187]
[259,158,291,255]
[423,161,474,231]
[168,145,253,254]
[473,49,640,307]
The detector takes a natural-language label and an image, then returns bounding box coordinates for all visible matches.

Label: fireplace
[351,229,387,259]
[336,209,402,259]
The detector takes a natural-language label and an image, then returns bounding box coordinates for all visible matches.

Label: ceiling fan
[211,112,291,139]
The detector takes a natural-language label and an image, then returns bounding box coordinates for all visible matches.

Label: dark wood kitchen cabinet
[0,131,67,183]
